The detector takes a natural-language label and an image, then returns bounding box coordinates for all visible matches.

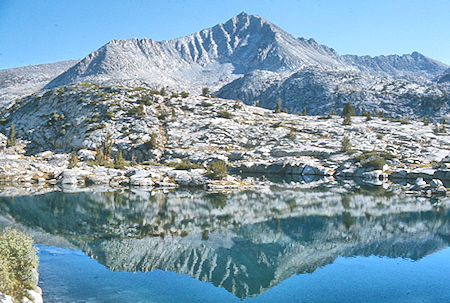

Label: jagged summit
[342,51,448,79]
[1,12,449,116]
[44,12,347,91]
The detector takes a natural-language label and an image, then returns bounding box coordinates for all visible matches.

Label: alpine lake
[0,181,449,303]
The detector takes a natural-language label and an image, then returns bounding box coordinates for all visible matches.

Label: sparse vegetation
[68,152,78,168]
[105,111,114,119]
[114,150,127,169]
[201,101,213,107]
[166,160,203,170]
[342,102,355,117]
[218,110,233,119]
[201,87,210,97]
[355,150,396,170]
[342,113,352,125]
[144,132,158,150]
[341,136,352,152]
[274,98,281,113]
[286,131,296,140]
[206,160,228,179]
[233,99,242,110]
[361,157,386,170]
[6,123,16,147]
[0,228,38,301]
[363,112,372,121]
[128,105,145,118]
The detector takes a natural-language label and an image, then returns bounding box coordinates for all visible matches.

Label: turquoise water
[1,189,449,302]
[36,245,450,303]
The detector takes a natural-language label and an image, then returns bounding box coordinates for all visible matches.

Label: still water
[0,188,449,302]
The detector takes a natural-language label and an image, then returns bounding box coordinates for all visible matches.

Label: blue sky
[1,0,449,69]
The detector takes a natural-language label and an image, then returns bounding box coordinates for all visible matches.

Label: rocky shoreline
[0,141,448,197]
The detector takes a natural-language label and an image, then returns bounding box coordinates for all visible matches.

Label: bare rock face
[0,60,77,108]
[0,12,442,117]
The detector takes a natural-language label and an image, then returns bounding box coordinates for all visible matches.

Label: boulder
[406,167,436,180]
[430,179,444,188]
[77,149,96,161]
[434,169,450,180]
[60,168,91,185]
[129,169,153,186]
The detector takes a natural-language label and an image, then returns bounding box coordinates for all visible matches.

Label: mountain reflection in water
[0,188,449,299]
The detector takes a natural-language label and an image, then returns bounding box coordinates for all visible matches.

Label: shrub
[201,87,210,97]
[68,152,78,168]
[180,91,189,98]
[6,123,15,147]
[159,87,167,96]
[144,132,158,150]
[355,150,396,162]
[128,105,145,118]
[286,131,296,140]
[233,99,242,110]
[342,113,352,125]
[171,92,179,98]
[206,160,228,179]
[102,132,113,159]
[94,148,106,165]
[218,110,232,119]
[114,151,127,169]
[0,228,38,301]
[341,136,351,152]
[361,157,386,170]
[105,111,114,119]
[318,115,332,120]
[342,102,355,117]
[166,160,203,170]
[201,101,213,107]
[274,98,281,113]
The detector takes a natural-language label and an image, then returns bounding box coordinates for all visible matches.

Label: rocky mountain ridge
[0,60,78,108]
[1,12,449,116]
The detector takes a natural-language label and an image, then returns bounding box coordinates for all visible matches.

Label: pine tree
[6,123,16,147]
[68,152,78,168]
[342,102,355,117]
[343,113,352,125]
[201,87,210,97]
[114,150,126,169]
[341,136,351,152]
[102,132,113,160]
[274,98,281,113]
